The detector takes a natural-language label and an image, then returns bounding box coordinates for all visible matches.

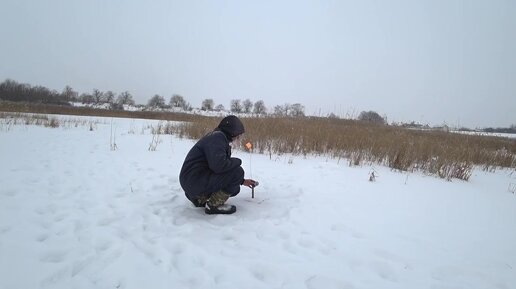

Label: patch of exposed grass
[0,112,102,130]
[0,101,206,122]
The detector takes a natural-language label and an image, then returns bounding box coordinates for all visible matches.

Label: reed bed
[0,101,206,123]
[167,116,515,181]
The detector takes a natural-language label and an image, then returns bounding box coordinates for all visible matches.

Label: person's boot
[205,191,236,215]
[193,195,208,207]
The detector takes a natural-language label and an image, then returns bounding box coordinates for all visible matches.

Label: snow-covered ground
[1,114,515,289]
[452,130,516,139]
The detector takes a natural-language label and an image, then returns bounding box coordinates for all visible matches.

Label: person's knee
[235,166,244,179]
[225,166,244,196]
[232,166,244,188]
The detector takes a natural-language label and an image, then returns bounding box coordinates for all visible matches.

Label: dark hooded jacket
[179,116,245,200]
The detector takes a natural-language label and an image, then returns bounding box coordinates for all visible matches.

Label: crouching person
[179,115,258,215]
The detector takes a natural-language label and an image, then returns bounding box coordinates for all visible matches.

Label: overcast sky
[1,0,514,128]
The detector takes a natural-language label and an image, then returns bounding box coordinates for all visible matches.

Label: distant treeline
[1,78,514,132]
[0,78,314,118]
[478,127,516,134]
[0,78,299,117]
[0,79,135,110]
[0,79,72,105]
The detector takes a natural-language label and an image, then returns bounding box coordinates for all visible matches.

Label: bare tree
[202,99,214,111]
[289,103,305,117]
[61,85,78,102]
[230,99,242,113]
[273,105,285,116]
[92,89,104,104]
[117,91,135,105]
[170,94,186,108]
[243,99,253,113]
[104,91,115,104]
[358,111,386,124]
[170,95,192,111]
[147,94,166,108]
[215,104,225,111]
[81,93,95,104]
[182,102,192,111]
[253,100,267,115]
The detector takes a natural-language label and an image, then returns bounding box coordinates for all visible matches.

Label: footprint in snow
[0,225,11,234]
[330,223,366,239]
[94,240,113,253]
[52,213,68,223]
[40,250,68,263]
[369,260,398,282]
[97,216,120,226]
[36,233,50,242]
[71,255,96,277]
[40,266,70,288]
[305,275,355,289]
[249,265,280,284]
[1,189,18,197]
[374,249,412,270]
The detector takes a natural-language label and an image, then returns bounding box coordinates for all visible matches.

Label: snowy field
[1,114,515,289]
[451,130,516,139]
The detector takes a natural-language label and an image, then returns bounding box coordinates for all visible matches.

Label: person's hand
[242,179,259,188]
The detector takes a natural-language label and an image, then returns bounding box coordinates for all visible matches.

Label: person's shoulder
[203,131,227,142]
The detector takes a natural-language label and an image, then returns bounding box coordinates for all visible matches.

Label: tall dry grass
[166,116,515,181]
[0,101,206,123]
[0,112,102,130]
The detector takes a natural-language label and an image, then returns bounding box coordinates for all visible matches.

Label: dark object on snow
[179,115,245,208]
[251,181,259,198]
[205,203,237,215]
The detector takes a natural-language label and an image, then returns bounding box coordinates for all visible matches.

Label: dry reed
[167,116,515,181]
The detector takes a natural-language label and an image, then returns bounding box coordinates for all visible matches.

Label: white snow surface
[1,115,515,289]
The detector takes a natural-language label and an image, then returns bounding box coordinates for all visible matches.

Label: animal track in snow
[36,233,50,242]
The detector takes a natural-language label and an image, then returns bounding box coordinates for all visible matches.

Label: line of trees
[200,98,268,115]
[272,103,306,117]
[0,79,70,105]
[80,89,136,109]
[0,78,308,117]
[0,79,137,110]
[3,79,514,130]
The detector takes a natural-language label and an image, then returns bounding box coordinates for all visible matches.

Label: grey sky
[1,0,515,128]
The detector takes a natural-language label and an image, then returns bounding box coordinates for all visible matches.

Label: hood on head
[217,115,245,138]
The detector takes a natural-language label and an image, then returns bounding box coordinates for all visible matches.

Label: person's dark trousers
[187,166,244,207]
[209,166,244,197]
